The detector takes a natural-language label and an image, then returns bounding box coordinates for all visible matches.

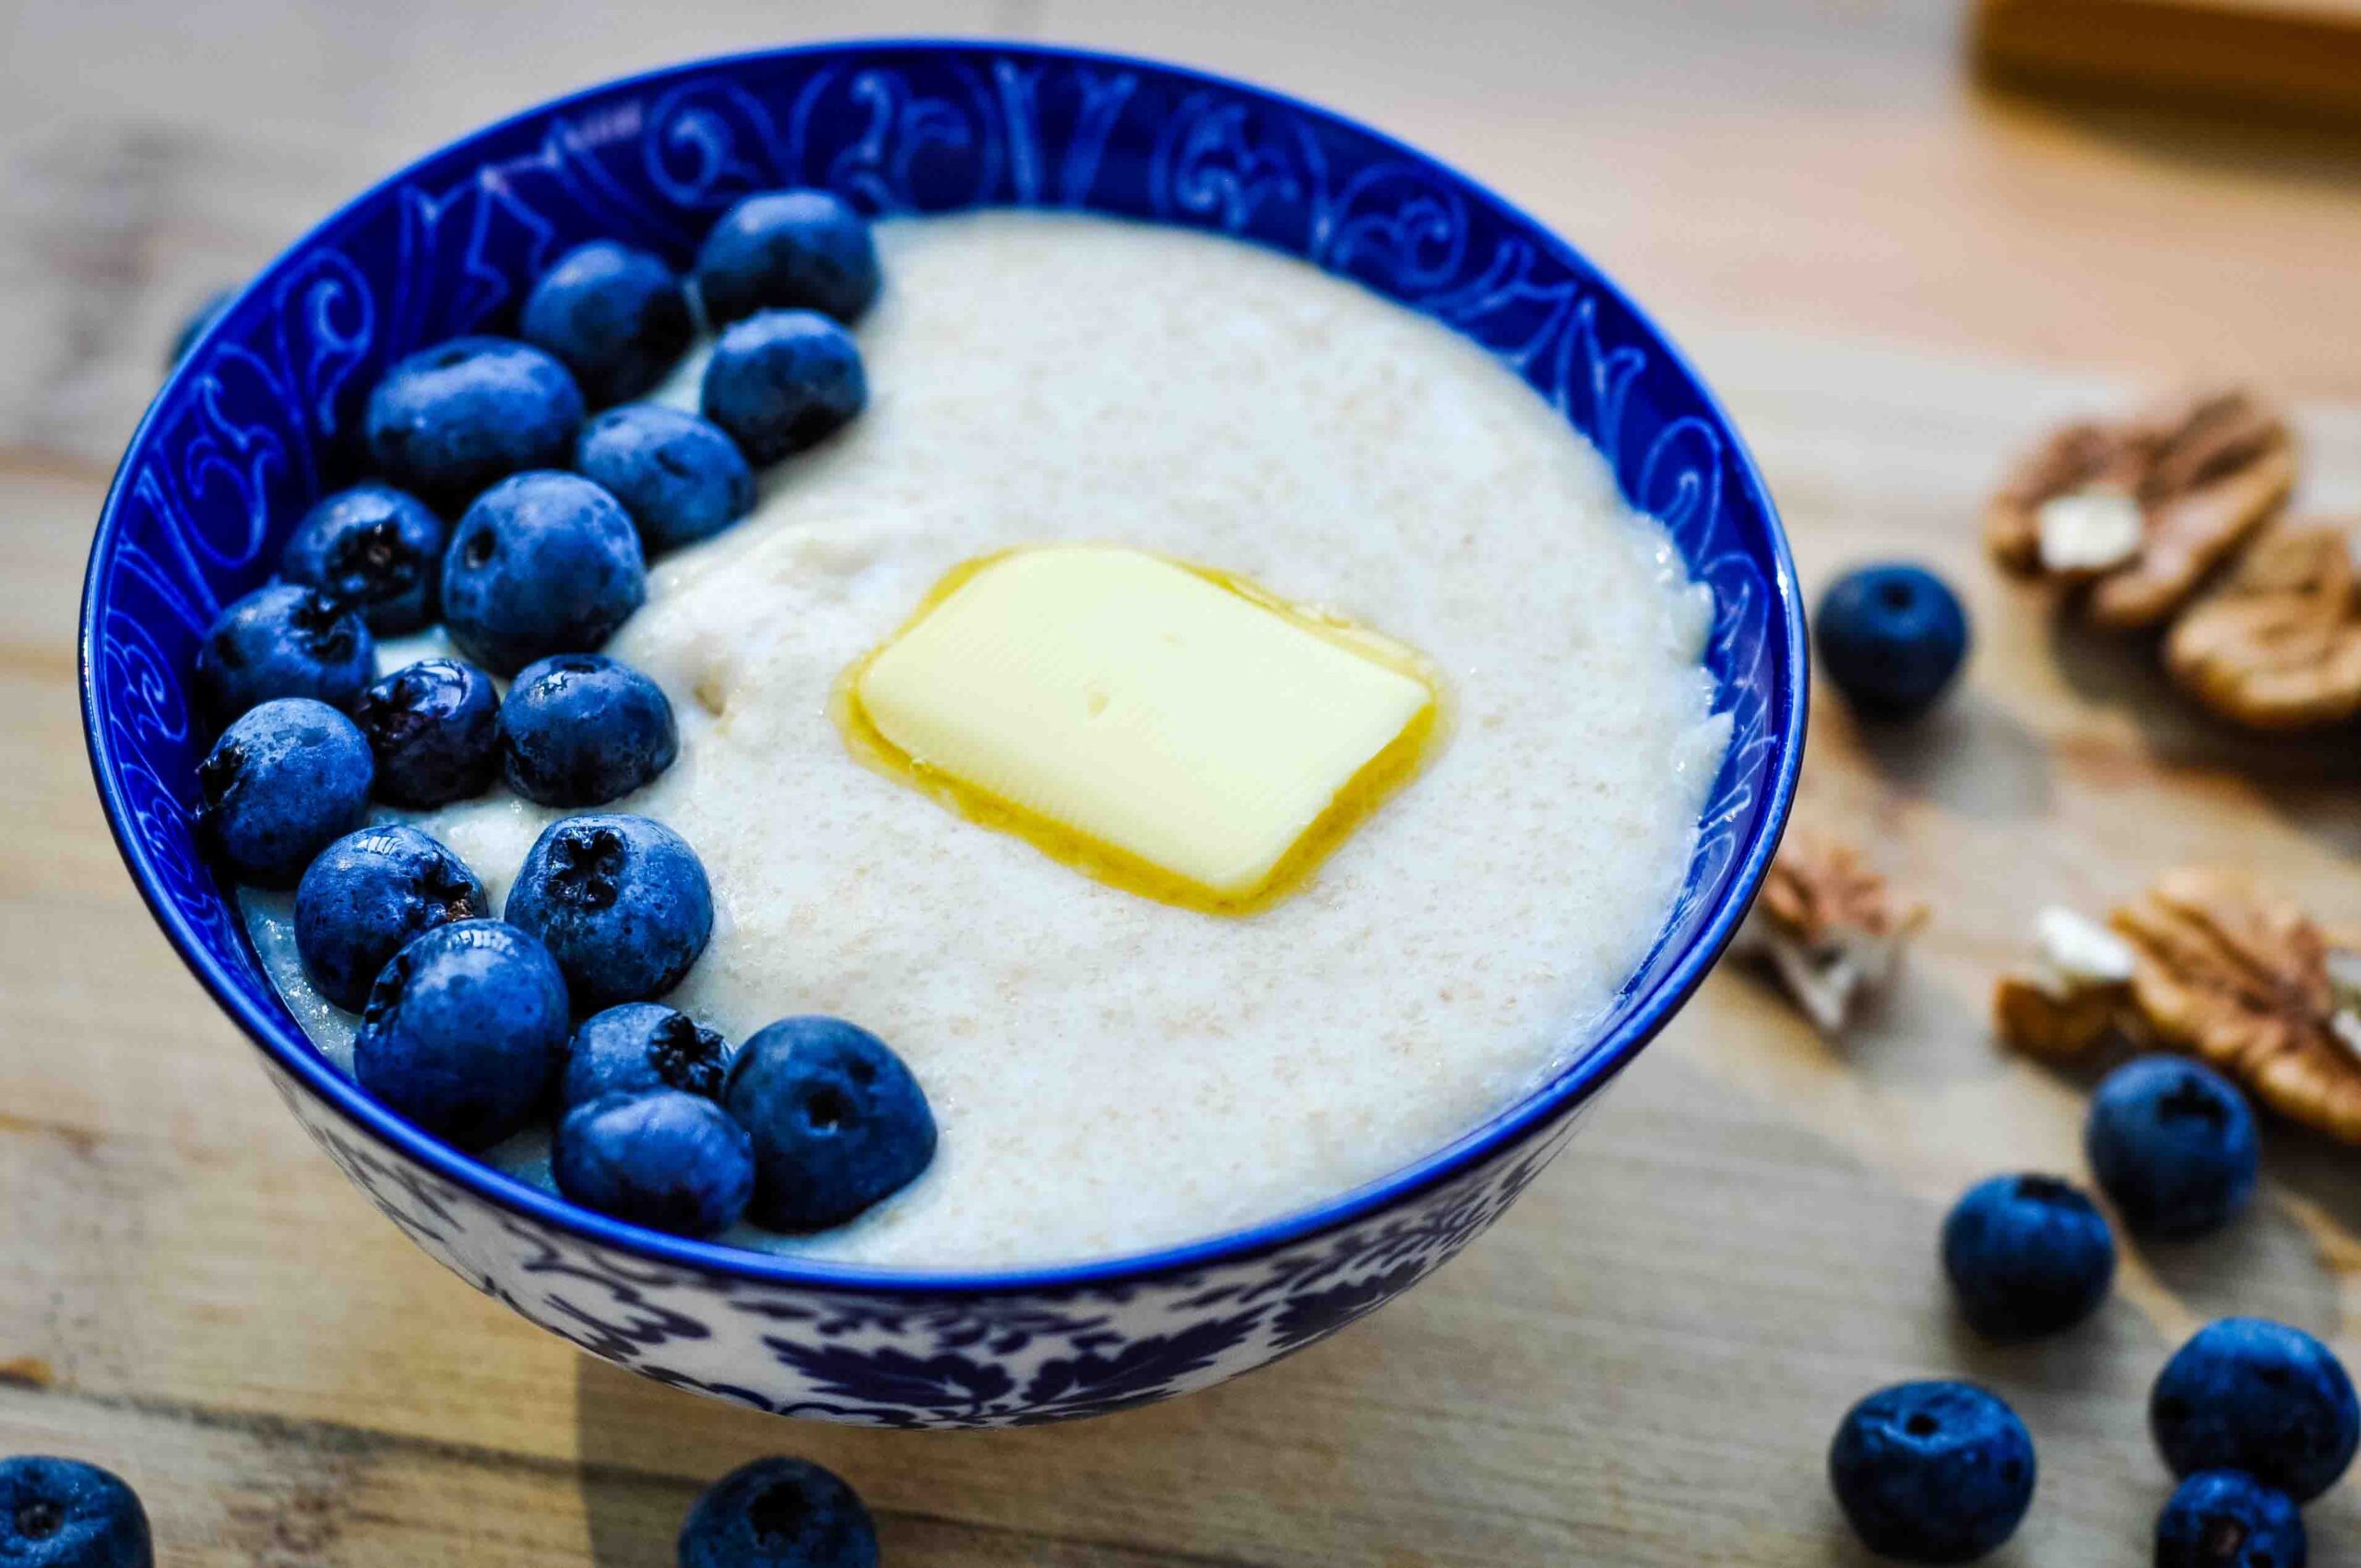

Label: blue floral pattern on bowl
[81,41,1804,1428]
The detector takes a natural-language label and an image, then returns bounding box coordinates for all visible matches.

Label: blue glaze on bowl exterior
[80,41,1805,1427]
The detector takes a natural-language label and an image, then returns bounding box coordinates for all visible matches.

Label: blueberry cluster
[186,190,934,1243]
[1832,1056,2346,1562]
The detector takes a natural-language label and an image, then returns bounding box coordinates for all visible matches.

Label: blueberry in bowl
[440,470,646,675]
[521,239,695,408]
[352,658,502,808]
[354,919,570,1152]
[563,1003,732,1109]
[84,41,1800,1426]
[193,581,374,728]
[695,188,882,328]
[364,336,585,508]
[498,652,678,806]
[504,813,712,1007]
[555,1089,754,1239]
[293,825,487,1011]
[573,403,753,553]
[700,309,866,465]
[195,697,374,887]
[279,482,447,634]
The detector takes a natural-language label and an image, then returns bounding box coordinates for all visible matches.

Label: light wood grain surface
[6,3,2361,1562]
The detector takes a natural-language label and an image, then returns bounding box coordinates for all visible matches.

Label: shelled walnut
[1733,830,1927,1033]
[1995,870,2361,1144]
[1987,389,2296,629]
[2164,519,2361,731]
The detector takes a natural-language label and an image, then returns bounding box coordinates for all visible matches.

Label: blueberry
[293,826,486,1011]
[0,1455,151,1568]
[195,697,373,887]
[678,1455,878,1568]
[694,188,880,328]
[364,336,585,508]
[499,653,678,807]
[700,310,866,465]
[353,920,568,1150]
[1829,1380,2035,1563]
[2155,1471,2306,1568]
[1940,1173,2116,1342]
[504,814,712,1007]
[521,241,694,408]
[279,483,448,634]
[574,404,753,552]
[723,1016,934,1233]
[193,582,374,728]
[1815,564,1971,721]
[2086,1057,2259,1241]
[440,471,646,675]
[169,285,235,366]
[2152,1318,2358,1503]
[564,1003,731,1109]
[352,659,502,808]
[554,1089,753,1237]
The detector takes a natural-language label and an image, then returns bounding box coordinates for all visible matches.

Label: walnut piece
[2164,520,2361,731]
[2110,868,2361,1144]
[1987,388,2296,628]
[1992,906,2140,1059]
[1733,830,1927,1033]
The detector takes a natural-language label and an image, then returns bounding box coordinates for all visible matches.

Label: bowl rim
[81,35,1806,1298]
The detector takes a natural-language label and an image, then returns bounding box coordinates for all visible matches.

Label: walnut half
[1733,830,1927,1033]
[1987,389,2296,629]
[2164,520,2361,732]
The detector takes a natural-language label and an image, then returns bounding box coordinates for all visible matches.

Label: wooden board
[4,2,2360,1562]
[1979,0,2361,123]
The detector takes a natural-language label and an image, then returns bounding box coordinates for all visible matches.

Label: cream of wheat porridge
[243,209,1728,1269]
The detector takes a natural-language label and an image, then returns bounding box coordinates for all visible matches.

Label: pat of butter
[848,544,1439,909]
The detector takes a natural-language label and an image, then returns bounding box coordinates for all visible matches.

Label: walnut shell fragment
[2164,520,2361,731]
[1733,830,1927,1033]
[1987,388,2296,628]
[2111,869,2361,1144]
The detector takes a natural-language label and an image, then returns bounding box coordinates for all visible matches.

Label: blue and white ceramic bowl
[80,40,1804,1428]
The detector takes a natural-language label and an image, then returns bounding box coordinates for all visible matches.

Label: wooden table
[5,3,2359,1562]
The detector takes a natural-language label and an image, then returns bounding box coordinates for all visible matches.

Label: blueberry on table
[564,1003,731,1110]
[2085,1057,2259,1241]
[353,920,569,1150]
[504,814,712,1008]
[195,697,373,887]
[678,1455,878,1568]
[700,309,866,466]
[193,581,374,727]
[168,285,235,367]
[364,336,585,507]
[724,1016,935,1233]
[499,653,679,807]
[1828,1380,2035,1564]
[521,240,695,408]
[1814,563,1970,722]
[279,482,448,634]
[1940,1172,2116,1342]
[293,825,486,1011]
[0,1456,150,1568]
[2155,1471,2307,1568]
[575,403,754,552]
[2153,1317,2358,1503]
[440,470,646,675]
[352,658,502,809]
[555,1089,753,1238]
[694,188,880,328]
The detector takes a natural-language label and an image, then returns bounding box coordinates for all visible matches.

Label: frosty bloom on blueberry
[0,1455,151,1568]
[677,1455,878,1568]
[694,187,881,327]
[194,581,374,727]
[700,308,867,465]
[196,697,373,887]
[353,919,569,1151]
[2085,1056,2259,1241]
[554,1089,753,1238]
[440,470,646,675]
[293,825,486,1012]
[504,813,712,1007]
[352,658,502,809]
[363,336,585,506]
[564,1003,732,1109]
[573,403,753,553]
[520,239,694,408]
[1828,1380,2035,1563]
[498,652,678,807]
[278,481,448,634]
[724,1016,936,1232]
